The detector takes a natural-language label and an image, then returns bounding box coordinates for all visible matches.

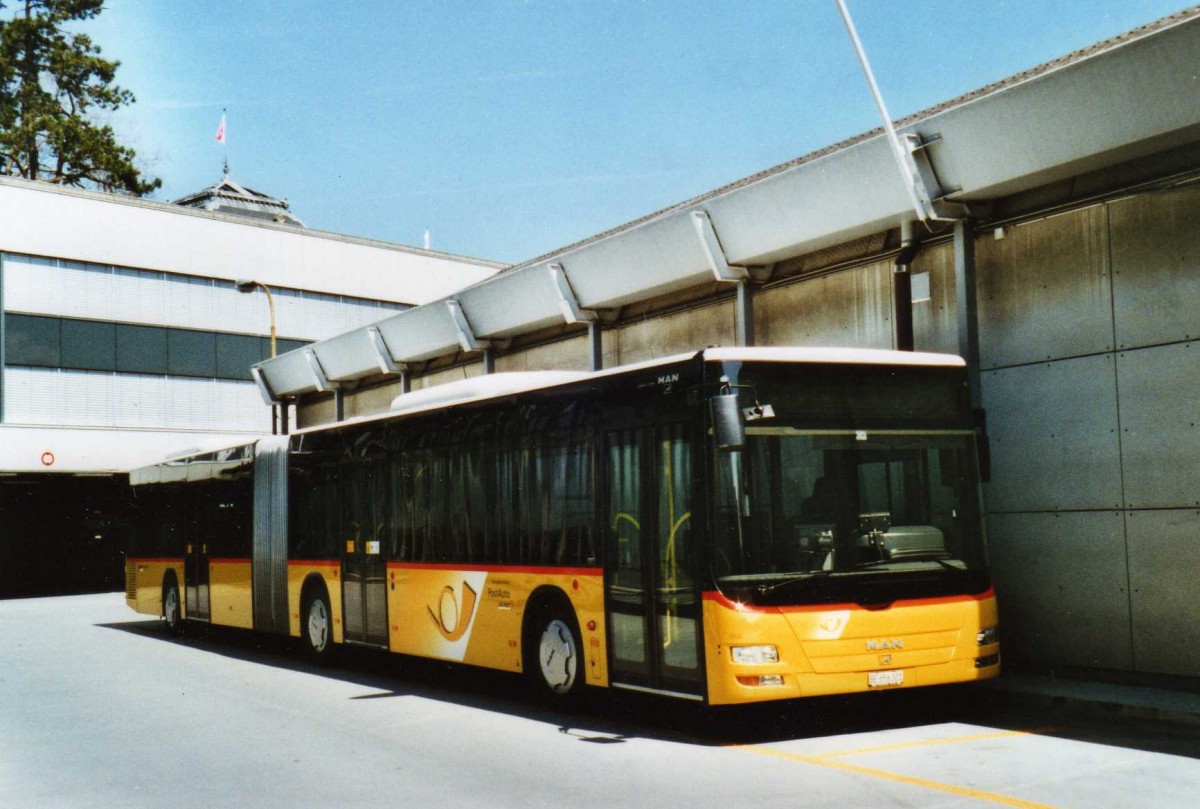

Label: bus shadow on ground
[97,618,1200,758]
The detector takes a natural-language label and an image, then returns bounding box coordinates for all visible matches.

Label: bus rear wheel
[302,589,335,666]
[525,603,583,705]
[162,576,182,636]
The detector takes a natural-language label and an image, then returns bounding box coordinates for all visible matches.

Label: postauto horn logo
[428,581,479,642]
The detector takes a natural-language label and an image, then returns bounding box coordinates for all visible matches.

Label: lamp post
[237,278,281,432]
[236,278,276,357]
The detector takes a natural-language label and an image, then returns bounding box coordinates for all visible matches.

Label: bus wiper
[855,554,965,573]
[755,569,835,596]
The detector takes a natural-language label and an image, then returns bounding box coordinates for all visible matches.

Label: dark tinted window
[5,314,60,366]
[61,319,115,371]
[168,329,216,377]
[216,333,264,380]
[116,324,168,374]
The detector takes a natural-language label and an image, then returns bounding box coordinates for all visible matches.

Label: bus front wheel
[162,576,182,636]
[525,602,583,705]
[302,588,335,666]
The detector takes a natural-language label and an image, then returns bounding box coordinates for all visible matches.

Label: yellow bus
[125,347,999,705]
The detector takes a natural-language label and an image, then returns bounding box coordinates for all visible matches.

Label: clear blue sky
[83,1,1192,263]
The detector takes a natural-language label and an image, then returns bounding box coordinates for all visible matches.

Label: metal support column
[483,348,495,375]
[954,220,981,408]
[334,388,345,421]
[893,220,918,352]
[399,369,411,394]
[954,219,988,480]
[587,320,603,371]
[736,279,755,347]
[280,401,290,435]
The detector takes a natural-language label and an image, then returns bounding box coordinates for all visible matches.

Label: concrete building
[257,9,1200,681]
[0,175,501,596]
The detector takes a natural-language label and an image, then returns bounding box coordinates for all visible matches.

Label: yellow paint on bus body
[703,589,999,705]
[286,563,345,645]
[208,560,253,629]
[385,565,608,686]
[125,558,184,619]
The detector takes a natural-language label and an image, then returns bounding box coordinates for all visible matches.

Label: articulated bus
[125,347,999,705]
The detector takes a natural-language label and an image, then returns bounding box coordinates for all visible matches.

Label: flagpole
[216,108,229,177]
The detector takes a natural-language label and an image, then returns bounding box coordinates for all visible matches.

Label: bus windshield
[711,428,988,604]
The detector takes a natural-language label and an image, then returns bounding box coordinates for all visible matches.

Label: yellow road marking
[818,727,1064,758]
[734,744,1060,809]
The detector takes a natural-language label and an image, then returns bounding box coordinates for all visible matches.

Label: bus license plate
[868,670,904,687]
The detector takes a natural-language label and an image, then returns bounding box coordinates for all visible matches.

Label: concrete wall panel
[1110,186,1200,350]
[977,206,1112,369]
[987,511,1132,669]
[911,241,959,356]
[495,335,593,374]
[982,354,1122,512]
[756,262,892,350]
[614,301,735,366]
[1117,341,1200,509]
[1126,509,1200,676]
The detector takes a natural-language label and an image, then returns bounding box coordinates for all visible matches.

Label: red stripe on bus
[128,557,183,565]
[702,586,996,613]
[287,559,341,568]
[386,561,602,577]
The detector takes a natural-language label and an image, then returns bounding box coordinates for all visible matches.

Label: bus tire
[162,574,182,636]
[301,586,335,666]
[524,598,584,706]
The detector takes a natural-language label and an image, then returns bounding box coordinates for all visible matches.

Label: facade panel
[982,354,1123,512]
[756,262,892,349]
[911,241,960,356]
[977,206,1112,369]
[1126,508,1200,675]
[1116,340,1200,509]
[986,511,1133,669]
[1110,185,1200,351]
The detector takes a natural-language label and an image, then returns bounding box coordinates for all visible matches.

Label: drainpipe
[893,220,919,352]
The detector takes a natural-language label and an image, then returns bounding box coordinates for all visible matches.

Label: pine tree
[0,0,160,195]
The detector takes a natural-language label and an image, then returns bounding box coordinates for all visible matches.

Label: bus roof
[131,346,965,473]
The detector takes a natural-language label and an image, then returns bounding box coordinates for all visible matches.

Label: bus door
[183,485,210,622]
[604,424,703,698]
[340,454,388,647]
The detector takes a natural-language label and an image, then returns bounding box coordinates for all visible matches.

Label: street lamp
[236,278,277,357]
[237,278,282,434]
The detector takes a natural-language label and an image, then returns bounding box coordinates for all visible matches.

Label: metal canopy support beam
[482,348,495,375]
[954,220,981,409]
[334,389,345,421]
[691,210,748,283]
[447,299,487,353]
[399,369,411,394]
[549,263,596,324]
[365,326,403,375]
[736,279,755,347]
[587,320,603,371]
[250,366,279,406]
[280,401,289,435]
[303,349,334,392]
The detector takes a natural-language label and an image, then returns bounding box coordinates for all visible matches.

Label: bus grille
[125,563,137,601]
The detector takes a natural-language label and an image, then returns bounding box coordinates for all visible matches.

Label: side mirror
[711,393,745,451]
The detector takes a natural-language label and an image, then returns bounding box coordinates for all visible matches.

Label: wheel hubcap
[164,587,178,625]
[308,600,329,652]
[538,619,577,694]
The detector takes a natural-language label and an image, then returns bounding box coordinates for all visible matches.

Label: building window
[116,324,168,374]
[5,313,60,366]
[167,328,217,378]
[61,319,116,371]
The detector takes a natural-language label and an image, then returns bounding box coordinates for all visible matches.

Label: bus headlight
[731,645,779,664]
[976,626,999,646]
